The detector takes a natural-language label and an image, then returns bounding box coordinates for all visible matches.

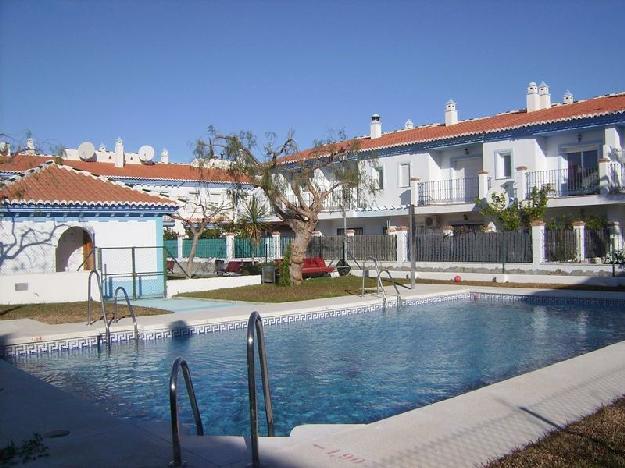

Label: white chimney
[114,137,125,168]
[370,114,382,139]
[98,142,106,152]
[404,119,414,130]
[445,99,458,126]
[563,90,574,105]
[160,148,169,164]
[25,137,35,154]
[538,82,551,109]
[526,82,540,112]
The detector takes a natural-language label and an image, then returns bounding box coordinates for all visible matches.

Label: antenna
[78,141,96,161]
[138,145,155,163]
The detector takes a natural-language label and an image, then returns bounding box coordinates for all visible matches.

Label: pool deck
[2,285,625,466]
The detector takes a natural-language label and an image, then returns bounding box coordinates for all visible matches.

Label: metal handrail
[381,269,403,308]
[169,357,204,467]
[87,270,110,346]
[113,286,139,342]
[361,256,386,302]
[247,312,274,467]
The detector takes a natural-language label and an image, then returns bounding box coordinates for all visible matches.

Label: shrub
[278,244,291,287]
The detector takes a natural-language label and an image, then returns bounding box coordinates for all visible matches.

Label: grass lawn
[0,301,171,324]
[178,275,407,303]
[487,396,625,467]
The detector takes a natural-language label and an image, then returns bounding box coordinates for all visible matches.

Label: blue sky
[1,0,624,162]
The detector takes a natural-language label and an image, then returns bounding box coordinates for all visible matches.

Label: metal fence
[544,229,578,262]
[234,237,271,259]
[410,230,532,263]
[585,227,610,260]
[164,239,178,258]
[526,168,599,197]
[418,177,479,205]
[96,246,166,299]
[278,235,397,262]
[182,238,227,258]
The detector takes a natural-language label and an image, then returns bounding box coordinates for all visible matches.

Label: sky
[1,0,625,163]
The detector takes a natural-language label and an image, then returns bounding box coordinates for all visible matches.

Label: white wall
[0,271,94,305]
[0,217,159,276]
[166,275,261,297]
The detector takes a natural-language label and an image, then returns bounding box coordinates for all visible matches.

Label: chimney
[445,99,458,126]
[98,142,106,152]
[370,114,382,139]
[114,137,125,168]
[404,119,414,130]
[526,82,540,112]
[563,90,574,105]
[25,137,35,154]
[538,82,551,109]
[160,148,169,164]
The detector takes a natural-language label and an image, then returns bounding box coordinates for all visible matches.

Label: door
[566,149,598,194]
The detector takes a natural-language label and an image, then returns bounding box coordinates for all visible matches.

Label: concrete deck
[2,285,625,466]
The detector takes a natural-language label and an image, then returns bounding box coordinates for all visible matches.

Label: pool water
[9,297,625,436]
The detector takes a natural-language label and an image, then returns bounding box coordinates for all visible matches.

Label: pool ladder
[168,311,274,467]
[87,271,139,348]
[361,256,404,309]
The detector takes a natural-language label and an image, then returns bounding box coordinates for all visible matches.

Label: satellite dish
[138,145,155,163]
[78,141,96,161]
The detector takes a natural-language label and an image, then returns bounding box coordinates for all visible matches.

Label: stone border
[4,291,625,357]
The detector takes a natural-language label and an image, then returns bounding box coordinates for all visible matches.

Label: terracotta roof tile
[282,92,625,162]
[0,155,248,184]
[1,161,178,209]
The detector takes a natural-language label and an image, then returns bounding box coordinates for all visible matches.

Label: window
[375,166,384,189]
[495,151,512,179]
[399,163,410,187]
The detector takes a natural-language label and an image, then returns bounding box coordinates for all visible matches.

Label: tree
[171,196,229,277]
[238,195,269,265]
[195,127,379,286]
[477,186,551,231]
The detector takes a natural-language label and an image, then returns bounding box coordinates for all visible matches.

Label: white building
[288,84,625,236]
[0,161,178,303]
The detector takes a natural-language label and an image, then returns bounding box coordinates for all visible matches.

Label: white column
[603,126,621,159]
[572,221,585,262]
[410,177,420,206]
[272,231,281,259]
[388,226,408,263]
[515,166,528,200]
[609,221,623,252]
[177,236,184,261]
[531,221,545,266]
[224,232,235,261]
[599,158,611,194]
[478,171,489,199]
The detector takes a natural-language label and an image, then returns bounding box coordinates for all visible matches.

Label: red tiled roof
[282,92,625,163]
[1,161,178,209]
[0,155,248,184]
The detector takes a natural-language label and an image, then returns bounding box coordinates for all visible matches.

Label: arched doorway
[56,227,94,272]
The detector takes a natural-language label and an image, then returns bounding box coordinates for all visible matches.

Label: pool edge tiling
[4,289,625,357]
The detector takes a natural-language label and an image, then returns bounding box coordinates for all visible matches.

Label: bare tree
[195,127,379,285]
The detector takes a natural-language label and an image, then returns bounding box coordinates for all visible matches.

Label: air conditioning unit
[425,216,439,227]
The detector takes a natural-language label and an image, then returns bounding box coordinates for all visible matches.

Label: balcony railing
[417,177,479,206]
[284,190,366,212]
[526,167,599,198]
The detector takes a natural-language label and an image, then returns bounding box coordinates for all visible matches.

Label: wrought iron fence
[418,177,479,205]
[544,229,578,262]
[526,168,599,197]
[410,230,532,263]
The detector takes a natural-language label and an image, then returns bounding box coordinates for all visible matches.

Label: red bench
[301,257,335,278]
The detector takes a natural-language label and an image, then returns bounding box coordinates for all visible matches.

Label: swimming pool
[9,294,625,437]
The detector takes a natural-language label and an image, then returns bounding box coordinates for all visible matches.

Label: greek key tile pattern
[4,292,623,357]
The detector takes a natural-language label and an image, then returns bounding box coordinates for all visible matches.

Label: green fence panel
[234,238,269,259]
[182,238,227,258]
[163,240,178,258]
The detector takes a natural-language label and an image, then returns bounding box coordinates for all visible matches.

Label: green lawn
[0,301,171,324]
[178,275,406,303]
[488,396,625,467]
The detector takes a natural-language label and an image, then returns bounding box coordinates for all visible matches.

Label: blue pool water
[9,296,625,436]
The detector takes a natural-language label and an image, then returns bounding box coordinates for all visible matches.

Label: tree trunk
[186,232,201,277]
[288,219,315,286]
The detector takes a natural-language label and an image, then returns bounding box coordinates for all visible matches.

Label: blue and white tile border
[4,291,625,357]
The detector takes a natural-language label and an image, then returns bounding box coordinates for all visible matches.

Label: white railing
[526,168,599,197]
[417,177,479,205]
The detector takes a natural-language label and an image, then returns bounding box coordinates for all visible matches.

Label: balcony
[417,176,480,206]
[526,167,599,197]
